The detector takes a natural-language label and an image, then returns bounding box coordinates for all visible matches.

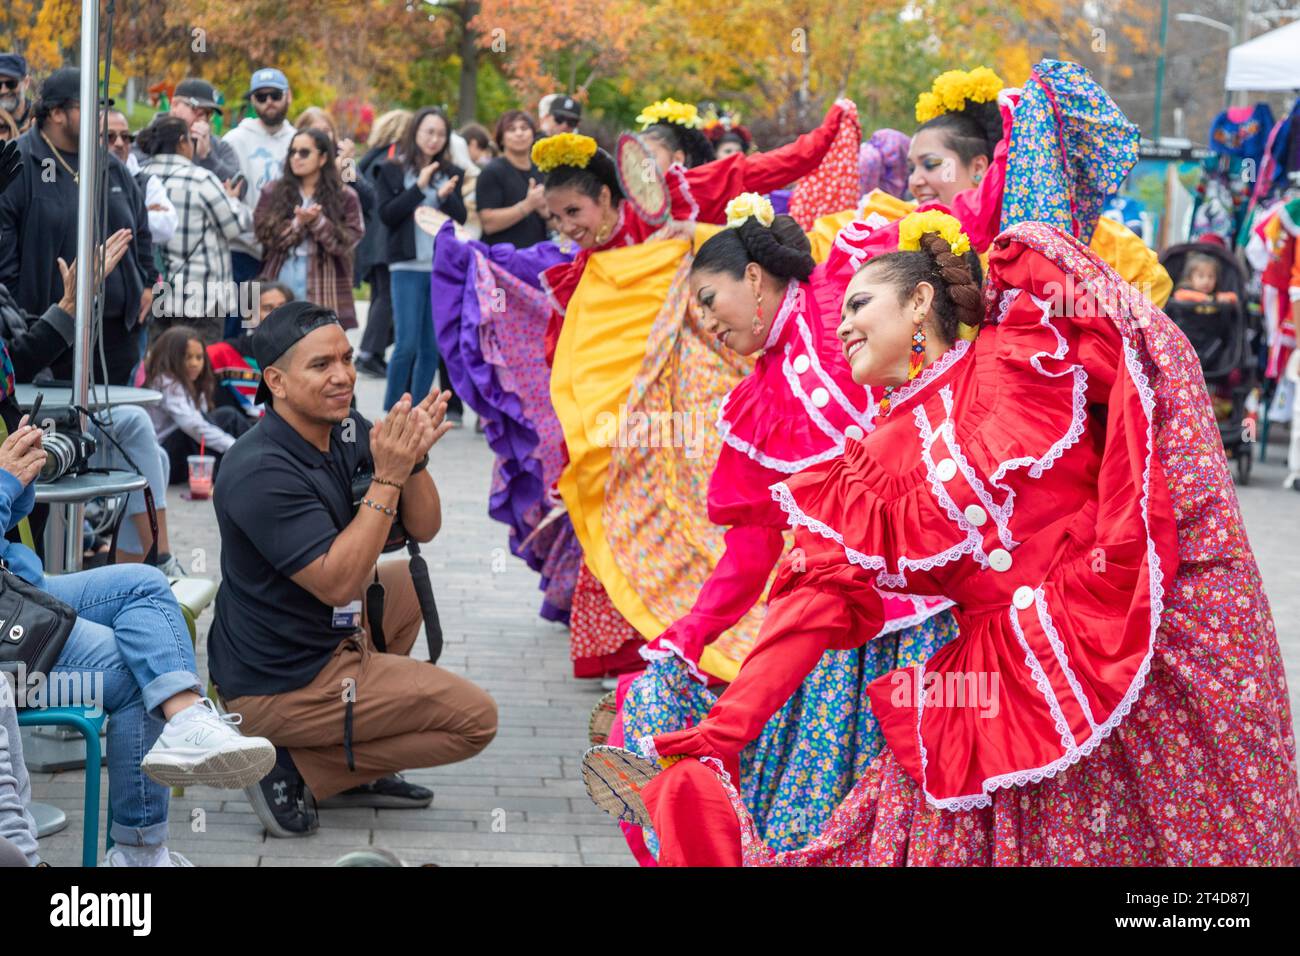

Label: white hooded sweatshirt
[222,116,297,260]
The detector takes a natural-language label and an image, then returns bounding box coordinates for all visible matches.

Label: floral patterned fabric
[570,563,643,678]
[602,252,761,670]
[1000,59,1139,245]
[626,612,959,856]
[788,101,863,231]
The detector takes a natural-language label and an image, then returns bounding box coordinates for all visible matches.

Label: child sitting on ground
[207,282,295,416]
[144,326,254,483]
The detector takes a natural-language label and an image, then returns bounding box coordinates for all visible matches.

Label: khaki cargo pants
[223,560,497,799]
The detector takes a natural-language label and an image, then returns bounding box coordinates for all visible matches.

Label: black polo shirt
[475,156,548,248]
[208,406,373,698]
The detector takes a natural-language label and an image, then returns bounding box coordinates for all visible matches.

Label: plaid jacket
[254,185,364,328]
[143,153,250,322]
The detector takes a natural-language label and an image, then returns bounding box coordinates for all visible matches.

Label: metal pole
[69,0,101,573]
[1234,0,1252,108]
[1153,0,1169,142]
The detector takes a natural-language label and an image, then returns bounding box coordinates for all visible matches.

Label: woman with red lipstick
[534,107,862,682]
[610,194,955,860]
[584,209,1300,866]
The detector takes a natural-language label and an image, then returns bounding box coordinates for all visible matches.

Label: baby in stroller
[1160,240,1256,483]
[1172,251,1240,304]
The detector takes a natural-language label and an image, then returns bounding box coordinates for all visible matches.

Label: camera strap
[406,539,443,664]
[366,567,386,653]
[77,406,160,566]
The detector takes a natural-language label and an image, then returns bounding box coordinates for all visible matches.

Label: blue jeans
[87,405,170,555]
[385,268,438,411]
[44,564,201,847]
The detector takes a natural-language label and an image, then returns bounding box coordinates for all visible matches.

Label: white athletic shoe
[104,845,195,867]
[141,698,275,789]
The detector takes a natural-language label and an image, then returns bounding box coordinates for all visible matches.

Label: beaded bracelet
[371,476,404,491]
[361,498,397,518]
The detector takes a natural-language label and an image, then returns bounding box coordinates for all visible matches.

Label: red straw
[200,436,205,458]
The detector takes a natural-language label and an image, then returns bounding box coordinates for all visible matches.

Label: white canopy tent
[1225,21,1300,91]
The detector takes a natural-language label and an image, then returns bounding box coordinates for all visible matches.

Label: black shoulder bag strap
[405,539,443,664]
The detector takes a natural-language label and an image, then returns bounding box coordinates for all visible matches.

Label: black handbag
[0,563,77,698]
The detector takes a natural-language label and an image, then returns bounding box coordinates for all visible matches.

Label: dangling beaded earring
[907,324,927,378]
[878,315,927,415]
[750,291,764,336]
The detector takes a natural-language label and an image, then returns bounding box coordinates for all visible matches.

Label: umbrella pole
[69,0,102,572]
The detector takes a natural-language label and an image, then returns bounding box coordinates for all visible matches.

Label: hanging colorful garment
[1209,103,1275,168]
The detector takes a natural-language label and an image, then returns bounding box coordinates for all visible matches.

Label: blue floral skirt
[622,611,959,856]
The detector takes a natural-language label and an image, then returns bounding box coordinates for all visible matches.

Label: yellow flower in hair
[636,98,704,130]
[967,66,1004,103]
[725,192,775,229]
[531,133,598,173]
[933,70,970,111]
[915,91,944,123]
[914,66,1005,123]
[898,210,971,257]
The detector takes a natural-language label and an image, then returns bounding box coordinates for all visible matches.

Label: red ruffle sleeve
[680,102,852,224]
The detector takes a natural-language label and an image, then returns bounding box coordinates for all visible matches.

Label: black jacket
[375,157,467,266]
[0,128,153,330]
[0,283,77,386]
[353,143,391,282]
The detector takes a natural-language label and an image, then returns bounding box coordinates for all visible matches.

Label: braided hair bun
[735,215,814,282]
[918,232,982,331]
[692,213,814,284]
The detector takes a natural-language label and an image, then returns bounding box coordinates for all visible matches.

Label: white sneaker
[141,698,275,789]
[104,845,195,867]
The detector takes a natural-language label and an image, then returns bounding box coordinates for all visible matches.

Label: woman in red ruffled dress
[585,209,1300,865]
[536,102,860,679]
[611,196,954,862]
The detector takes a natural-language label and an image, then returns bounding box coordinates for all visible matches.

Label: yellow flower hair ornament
[532,133,598,173]
[915,66,1004,123]
[636,98,703,130]
[724,192,774,229]
[898,210,971,257]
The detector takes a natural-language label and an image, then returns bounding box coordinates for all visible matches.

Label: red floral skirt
[570,563,644,679]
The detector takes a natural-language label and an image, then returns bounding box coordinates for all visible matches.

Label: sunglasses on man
[252,89,284,104]
[0,78,21,92]
[106,130,134,144]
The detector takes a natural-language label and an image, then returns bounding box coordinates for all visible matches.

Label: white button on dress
[810,387,830,408]
[1013,585,1035,610]
[844,425,865,441]
[935,458,958,481]
[792,354,811,375]
[963,504,988,526]
[988,548,1013,572]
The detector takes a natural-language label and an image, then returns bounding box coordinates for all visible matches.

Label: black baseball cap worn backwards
[252,302,342,404]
